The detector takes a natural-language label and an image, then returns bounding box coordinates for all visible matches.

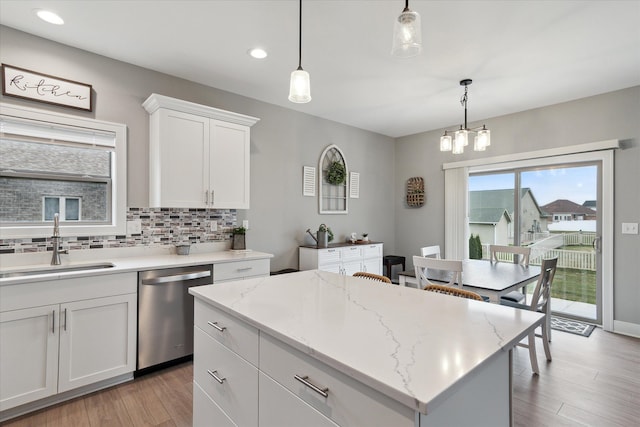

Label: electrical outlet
[210,221,218,232]
[126,219,142,235]
[243,220,249,229]
[622,222,638,235]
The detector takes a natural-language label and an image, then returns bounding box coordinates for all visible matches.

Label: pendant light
[440,79,491,154]
[288,0,311,103]
[391,0,422,58]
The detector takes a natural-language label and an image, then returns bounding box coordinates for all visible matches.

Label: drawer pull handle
[207,370,226,384]
[294,375,329,398]
[207,321,226,332]
[237,267,253,272]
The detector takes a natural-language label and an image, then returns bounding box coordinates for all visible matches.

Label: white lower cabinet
[299,243,383,276]
[193,296,414,427]
[0,273,137,413]
[0,305,59,410]
[213,259,270,283]
[58,294,136,392]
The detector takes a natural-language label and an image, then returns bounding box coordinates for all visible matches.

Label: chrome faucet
[51,213,68,265]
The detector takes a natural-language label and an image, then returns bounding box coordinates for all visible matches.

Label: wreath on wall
[326,161,346,185]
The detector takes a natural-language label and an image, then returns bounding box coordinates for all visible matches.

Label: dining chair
[420,245,441,259]
[353,271,392,284]
[412,256,463,290]
[490,245,532,304]
[423,284,483,301]
[501,257,558,375]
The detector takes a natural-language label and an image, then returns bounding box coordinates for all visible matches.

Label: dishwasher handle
[141,270,211,285]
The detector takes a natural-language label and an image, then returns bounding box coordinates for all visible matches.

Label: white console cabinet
[299,243,383,276]
[143,94,259,209]
[0,273,137,413]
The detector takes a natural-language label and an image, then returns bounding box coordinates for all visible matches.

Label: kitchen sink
[0,263,115,279]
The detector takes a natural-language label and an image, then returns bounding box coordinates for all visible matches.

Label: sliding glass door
[469,163,601,324]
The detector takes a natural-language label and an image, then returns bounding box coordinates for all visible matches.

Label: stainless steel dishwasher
[137,264,213,372]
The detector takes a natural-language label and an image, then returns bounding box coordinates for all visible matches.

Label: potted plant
[232,226,246,250]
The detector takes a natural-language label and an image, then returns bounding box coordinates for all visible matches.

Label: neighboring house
[541,199,597,222]
[583,200,597,211]
[469,208,512,246]
[469,188,547,245]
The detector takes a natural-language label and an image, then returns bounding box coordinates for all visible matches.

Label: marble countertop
[0,246,273,286]
[190,269,544,415]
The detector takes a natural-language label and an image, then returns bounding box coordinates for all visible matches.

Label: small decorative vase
[232,234,246,250]
[317,231,328,248]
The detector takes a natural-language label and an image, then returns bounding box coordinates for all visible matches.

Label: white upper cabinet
[143,94,259,209]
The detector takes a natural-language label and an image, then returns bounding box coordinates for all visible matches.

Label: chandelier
[440,79,490,154]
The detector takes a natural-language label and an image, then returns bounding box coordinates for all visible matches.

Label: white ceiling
[1,1,639,138]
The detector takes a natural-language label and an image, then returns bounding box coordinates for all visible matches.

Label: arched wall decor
[318,144,348,214]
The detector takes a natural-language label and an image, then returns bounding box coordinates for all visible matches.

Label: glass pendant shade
[454,128,468,153]
[440,133,452,151]
[288,68,311,103]
[391,9,422,58]
[474,128,490,151]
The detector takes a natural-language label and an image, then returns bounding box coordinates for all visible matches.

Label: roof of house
[469,188,542,215]
[469,208,512,224]
[582,200,597,209]
[541,199,597,215]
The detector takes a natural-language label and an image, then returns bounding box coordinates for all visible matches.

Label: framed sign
[1,64,93,111]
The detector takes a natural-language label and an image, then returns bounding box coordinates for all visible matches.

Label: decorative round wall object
[406,177,425,207]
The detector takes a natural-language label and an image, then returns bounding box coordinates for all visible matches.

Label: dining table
[398,259,541,303]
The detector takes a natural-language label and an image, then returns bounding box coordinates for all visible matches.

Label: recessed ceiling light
[35,9,64,25]
[248,48,267,59]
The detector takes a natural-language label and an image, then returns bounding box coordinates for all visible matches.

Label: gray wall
[395,87,640,326]
[0,26,396,271]
[1,26,637,327]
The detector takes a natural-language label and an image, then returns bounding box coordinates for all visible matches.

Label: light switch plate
[242,220,249,229]
[621,222,638,234]
[127,219,142,235]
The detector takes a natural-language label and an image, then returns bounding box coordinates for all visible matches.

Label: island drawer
[194,299,259,366]
[259,333,414,427]
[193,382,237,427]
[214,259,269,282]
[194,327,258,427]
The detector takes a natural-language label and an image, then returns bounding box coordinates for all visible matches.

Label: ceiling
[1,1,639,138]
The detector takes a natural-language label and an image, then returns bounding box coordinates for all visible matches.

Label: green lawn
[527,267,596,304]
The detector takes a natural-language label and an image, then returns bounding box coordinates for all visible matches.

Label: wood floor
[2,327,639,427]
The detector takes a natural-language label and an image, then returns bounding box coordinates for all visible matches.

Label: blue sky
[469,165,597,206]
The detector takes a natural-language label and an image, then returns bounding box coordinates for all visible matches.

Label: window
[43,197,82,221]
[0,104,126,238]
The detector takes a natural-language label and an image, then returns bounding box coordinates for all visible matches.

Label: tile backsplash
[0,207,236,254]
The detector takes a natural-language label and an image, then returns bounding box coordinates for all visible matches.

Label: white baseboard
[613,320,640,338]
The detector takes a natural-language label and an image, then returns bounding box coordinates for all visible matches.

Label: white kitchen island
[190,269,543,427]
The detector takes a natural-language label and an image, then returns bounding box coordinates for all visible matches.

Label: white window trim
[0,103,127,238]
[443,141,616,332]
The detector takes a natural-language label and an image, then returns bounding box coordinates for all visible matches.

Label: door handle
[592,235,602,253]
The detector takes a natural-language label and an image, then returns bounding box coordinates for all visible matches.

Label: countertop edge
[0,251,274,286]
